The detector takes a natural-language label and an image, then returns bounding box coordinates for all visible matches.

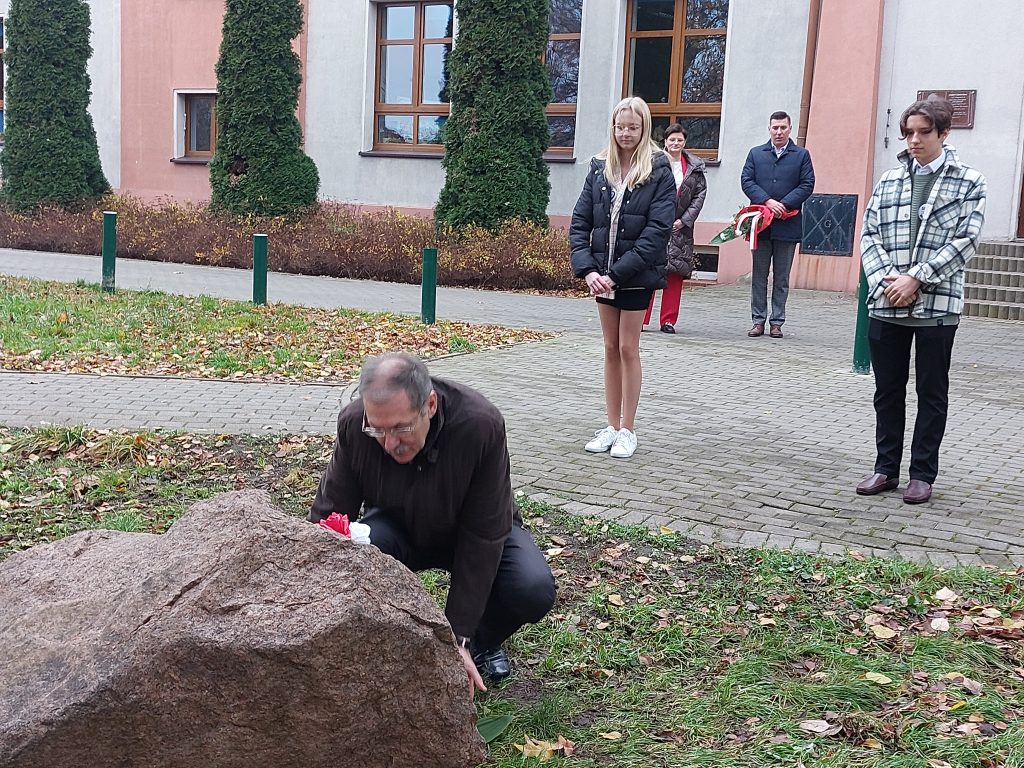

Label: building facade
[1,0,1022,292]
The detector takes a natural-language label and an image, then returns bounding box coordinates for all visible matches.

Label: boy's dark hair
[900,98,953,137]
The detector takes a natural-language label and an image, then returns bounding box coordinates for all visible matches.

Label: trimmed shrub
[0,0,109,209]
[209,0,319,216]
[0,197,580,293]
[434,0,551,231]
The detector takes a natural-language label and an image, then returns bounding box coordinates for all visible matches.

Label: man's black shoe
[472,647,511,685]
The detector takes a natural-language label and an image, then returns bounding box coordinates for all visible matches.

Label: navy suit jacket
[740,140,815,242]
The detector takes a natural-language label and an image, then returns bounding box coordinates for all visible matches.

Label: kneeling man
[310,353,555,692]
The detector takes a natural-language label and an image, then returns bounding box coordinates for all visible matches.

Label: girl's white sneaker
[609,428,637,458]
[585,426,619,453]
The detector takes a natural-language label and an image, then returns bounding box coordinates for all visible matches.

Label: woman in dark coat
[644,123,707,333]
[569,97,676,460]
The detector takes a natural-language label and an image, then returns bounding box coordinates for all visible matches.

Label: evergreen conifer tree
[0,0,109,209]
[210,0,318,216]
[435,0,551,231]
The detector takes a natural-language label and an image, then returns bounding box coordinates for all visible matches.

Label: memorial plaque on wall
[916,89,977,128]
[800,194,859,257]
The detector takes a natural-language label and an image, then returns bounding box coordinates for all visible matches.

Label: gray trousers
[750,239,798,326]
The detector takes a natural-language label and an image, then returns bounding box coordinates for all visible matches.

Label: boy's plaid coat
[860,145,986,318]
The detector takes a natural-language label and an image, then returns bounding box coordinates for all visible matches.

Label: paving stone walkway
[2,249,1022,567]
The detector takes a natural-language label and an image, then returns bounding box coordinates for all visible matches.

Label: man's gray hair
[359,353,433,411]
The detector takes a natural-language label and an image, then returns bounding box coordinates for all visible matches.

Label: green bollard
[852,267,871,374]
[253,234,268,306]
[101,211,117,293]
[421,247,437,324]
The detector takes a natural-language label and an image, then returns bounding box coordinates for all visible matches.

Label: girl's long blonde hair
[598,97,663,190]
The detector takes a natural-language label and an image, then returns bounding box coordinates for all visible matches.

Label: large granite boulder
[0,491,485,768]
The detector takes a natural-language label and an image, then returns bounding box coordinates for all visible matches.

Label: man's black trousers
[360,510,556,652]
[868,318,957,484]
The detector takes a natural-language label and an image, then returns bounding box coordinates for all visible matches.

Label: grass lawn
[1,426,1020,767]
[0,275,550,381]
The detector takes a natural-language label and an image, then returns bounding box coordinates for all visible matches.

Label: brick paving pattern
[2,249,1022,566]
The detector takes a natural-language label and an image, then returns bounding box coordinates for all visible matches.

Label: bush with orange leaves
[0,195,579,293]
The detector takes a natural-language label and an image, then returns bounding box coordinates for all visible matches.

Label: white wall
[699,0,810,225]
[875,0,1024,239]
[305,0,812,219]
[88,0,120,188]
[305,0,446,208]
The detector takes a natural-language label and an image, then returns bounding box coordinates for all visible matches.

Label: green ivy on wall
[0,0,109,210]
[435,0,552,232]
[210,0,319,216]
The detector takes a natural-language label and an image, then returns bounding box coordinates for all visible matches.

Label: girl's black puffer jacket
[569,152,676,290]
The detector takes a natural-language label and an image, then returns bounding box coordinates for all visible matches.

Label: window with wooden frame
[373,2,453,151]
[623,0,728,159]
[183,93,217,158]
[545,0,582,154]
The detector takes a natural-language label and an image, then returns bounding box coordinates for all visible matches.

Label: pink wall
[120,0,223,201]
[120,1,308,203]
[791,0,886,292]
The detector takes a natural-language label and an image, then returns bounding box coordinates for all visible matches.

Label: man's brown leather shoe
[748,324,765,337]
[856,473,898,496]
[903,479,932,504]
[769,325,784,338]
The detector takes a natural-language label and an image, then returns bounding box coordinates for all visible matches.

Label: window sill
[170,157,211,165]
[359,149,577,164]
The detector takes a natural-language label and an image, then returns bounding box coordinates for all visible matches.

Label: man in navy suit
[740,111,815,338]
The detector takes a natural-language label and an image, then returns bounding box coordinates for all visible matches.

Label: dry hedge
[0,195,579,292]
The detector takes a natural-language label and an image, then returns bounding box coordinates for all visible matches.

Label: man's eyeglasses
[362,412,419,439]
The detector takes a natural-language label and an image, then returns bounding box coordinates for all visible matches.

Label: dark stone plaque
[800,193,859,257]
[916,89,977,129]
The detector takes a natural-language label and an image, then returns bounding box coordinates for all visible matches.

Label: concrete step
[977,240,1024,258]
[963,300,1023,321]
[964,269,1024,288]
[969,254,1024,273]
[964,284,1024,304]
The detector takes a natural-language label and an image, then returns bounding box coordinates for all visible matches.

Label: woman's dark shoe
[473,647,511,684]
[661,324,675,334]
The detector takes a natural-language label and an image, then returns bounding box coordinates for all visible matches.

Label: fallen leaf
[928,761,953,768]
[599,731,623,740]
[870,625,898,639]
[513,734,574,761]
[758,616,777,626]
[961,676,983,695]
[865,672,893,685]
[659,526,675,535]
[933,587,959,602]
[930,617,951,632]
[861,737,884,749]
[798,719,841,736]
[607,594,625,607]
